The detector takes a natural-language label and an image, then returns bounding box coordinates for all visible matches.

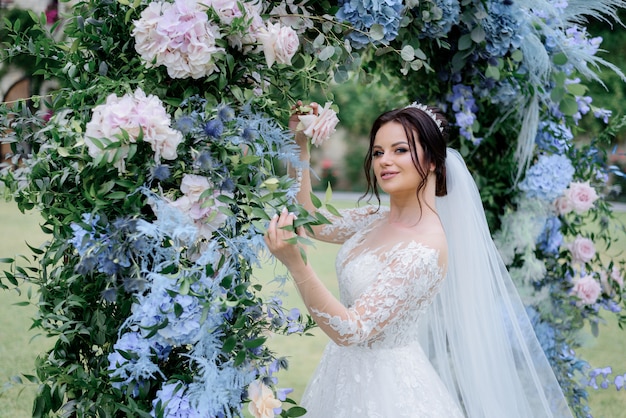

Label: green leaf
[369,24,385,41]
[222,335,237,352]
[458,34,473,51]
[559,96,579,116]
[470,26,486,43]
[553,52,568,66]
[566,83,587,97]
[243,337,266,349]
[286,406,307,417]
[318,45,335,61]
[400,45,415,62]
[485,65,500,81]
[310,192,322,209]
[325,203,342,217]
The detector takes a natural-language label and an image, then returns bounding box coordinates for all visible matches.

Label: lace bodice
[311,206,446,348]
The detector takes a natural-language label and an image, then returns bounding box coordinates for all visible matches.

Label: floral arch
[1,0,625,417]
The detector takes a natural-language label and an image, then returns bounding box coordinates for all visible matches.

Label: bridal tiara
[404,102,444,133]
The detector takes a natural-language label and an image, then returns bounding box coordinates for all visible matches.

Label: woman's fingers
[266,208,297,249]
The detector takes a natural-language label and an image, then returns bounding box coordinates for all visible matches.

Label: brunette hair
[361,105,449,207]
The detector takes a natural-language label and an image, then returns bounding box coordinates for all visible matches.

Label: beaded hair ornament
[405,102,444,133]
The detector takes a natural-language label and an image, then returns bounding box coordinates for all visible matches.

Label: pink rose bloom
[180,174,211,202]
[257,22,299,68]
[298,102,340,146]
[572,275,602,305]
[567,235,596,264]
[563,181,599,214]
[247,380,281,418]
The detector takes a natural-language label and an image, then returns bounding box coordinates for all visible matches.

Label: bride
[264,103,573,417]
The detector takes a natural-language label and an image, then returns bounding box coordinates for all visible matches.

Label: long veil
[419,148,572,417]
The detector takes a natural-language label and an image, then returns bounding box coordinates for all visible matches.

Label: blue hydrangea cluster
[518,154,575,201]
[446,84,482,145]
[525,306,557,358]
[482,0,525,57]
[152,383,202,418]
[416,0,461,39]
[536,216,563,255]
[535,120,573,154]
[107,332,166,391]
[337,0,404,49]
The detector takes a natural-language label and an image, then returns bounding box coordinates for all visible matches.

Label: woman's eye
[395,148,408,153]
[373,151,383,157]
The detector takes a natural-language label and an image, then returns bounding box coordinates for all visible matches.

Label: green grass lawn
[0,199,624,417]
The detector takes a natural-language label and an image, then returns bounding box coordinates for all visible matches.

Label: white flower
[248,380,281,418]
[257,22,299,68]
[298,102,340,146]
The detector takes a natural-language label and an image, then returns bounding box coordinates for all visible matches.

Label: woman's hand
[265,207,308,270]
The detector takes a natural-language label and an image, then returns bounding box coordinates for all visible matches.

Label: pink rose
[298,102,340,146]
[257,22,299,68]
[247,380,281,418]
[563,181,599,214]
[180,174,211,202]
[554,196,573,215]
[572,275,602,305]
[567,235,596,264]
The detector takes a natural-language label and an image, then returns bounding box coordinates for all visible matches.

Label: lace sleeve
[314,206,386,244]
[309,242,444,346]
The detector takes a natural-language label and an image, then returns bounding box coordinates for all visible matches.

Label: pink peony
[179,174,211,202]
[567,235,596,264]
[172,174,229,239]
[298,102,340,146]
[247,380,281,418]
[257,22,299,68]
[563,181,599,214]
[572,275,602,305]
[84,88,183,172]
[201,0,264,50]
[133,0,225,79]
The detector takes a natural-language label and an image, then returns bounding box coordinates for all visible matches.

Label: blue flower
[152,382,202,418]
[151,164,171,182]
[415,0,461,39]
[482,0,525,57]
[535,120,572,154]
[217,104,235,122]
[446,84,482,145]
[536,216,563,255]
[337,0,404,49]
[204,119,224,139]
[175,116,196,135]
[519,154,575,201]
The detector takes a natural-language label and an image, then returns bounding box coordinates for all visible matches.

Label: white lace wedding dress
[300,206,464,418]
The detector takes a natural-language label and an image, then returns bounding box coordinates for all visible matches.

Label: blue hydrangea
[535,120,572,154]
[416,0,461,39]
[152,382,203,418]
[518,154,575,201]
[482,1,524,57]
[107,332,166,391]
[337,0,404,49]
[536,216,563,255]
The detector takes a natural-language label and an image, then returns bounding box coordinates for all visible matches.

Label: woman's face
[372,121,429,196]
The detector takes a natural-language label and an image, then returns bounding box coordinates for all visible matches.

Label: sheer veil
[419,148,572,417]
